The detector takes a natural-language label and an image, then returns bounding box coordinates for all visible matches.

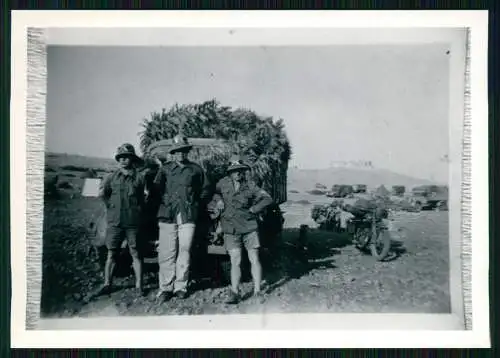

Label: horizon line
[45,150,446,184]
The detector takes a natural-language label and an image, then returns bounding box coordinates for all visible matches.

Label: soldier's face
[174,150,189,162]
[231,170,244,182]
[119,156,132,169]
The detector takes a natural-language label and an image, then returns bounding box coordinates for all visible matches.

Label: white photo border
[11,10,490,348]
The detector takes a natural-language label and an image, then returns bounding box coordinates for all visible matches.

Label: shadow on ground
[48,220,409,316]
[388,239,407,259]
[262,227,352,294]
[155,227,354,295]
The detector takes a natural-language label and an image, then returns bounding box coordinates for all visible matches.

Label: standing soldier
[95,143,146,298]
[212,156,273,304]
[153,135,211,303]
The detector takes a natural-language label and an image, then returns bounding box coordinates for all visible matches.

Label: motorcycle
[346,208,392,261]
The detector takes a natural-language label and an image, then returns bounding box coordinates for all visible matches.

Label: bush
[315,183,327,189]
[296,199,311,205]
[45,167,56,172]
[289,189,300,193]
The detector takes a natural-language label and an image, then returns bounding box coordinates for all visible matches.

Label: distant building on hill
[329,160,374,169]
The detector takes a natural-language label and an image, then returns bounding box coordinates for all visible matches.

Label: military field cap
[115,143,141,162]
[227,156,250,173]
[169,134,193,154]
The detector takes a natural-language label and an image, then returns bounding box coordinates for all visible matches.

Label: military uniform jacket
[215,176,273,235]
[99,168,146,228]
[153,160,211,224]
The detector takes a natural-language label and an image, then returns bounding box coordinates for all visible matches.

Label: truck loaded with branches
[90,99,291,283]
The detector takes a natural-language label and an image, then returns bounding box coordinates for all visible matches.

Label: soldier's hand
[154,156,163,167]
[213,201,224,216]
[216,200,225,211]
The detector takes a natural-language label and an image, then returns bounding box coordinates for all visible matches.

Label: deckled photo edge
[26,27,47,330]
[461,27,472,331]
[11,11,489,348]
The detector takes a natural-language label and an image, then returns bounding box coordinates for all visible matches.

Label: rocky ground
[41,193,450,318]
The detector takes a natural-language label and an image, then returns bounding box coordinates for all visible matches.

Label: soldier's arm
[138,171,147,207]
[199,168,213,204]
[142,171,151,198]
[98,173,112,204]
[211,180,225,213]
[153,166,166,197]
[214,179,223,195]
[249,186,273,214]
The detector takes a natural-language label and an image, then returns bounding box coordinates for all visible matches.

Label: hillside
[45,152,440,191]
[45,153,117,172]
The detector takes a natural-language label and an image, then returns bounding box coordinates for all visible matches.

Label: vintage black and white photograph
[11,11,491,348]
[42,39,457,318]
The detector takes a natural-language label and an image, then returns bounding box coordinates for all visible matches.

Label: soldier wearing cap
[212,156,273,304]
[153,135,211,303]
[95,143,146,298]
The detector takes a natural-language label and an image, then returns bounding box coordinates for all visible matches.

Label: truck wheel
[220,259,232,285]
[96,245,107,271]
[115,249,133,278]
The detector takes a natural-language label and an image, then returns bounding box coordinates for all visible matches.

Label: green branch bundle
[139,99,292,204]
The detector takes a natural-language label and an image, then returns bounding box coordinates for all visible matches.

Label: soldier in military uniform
[95,143,146,298]
[153,135,211,303]
[212,157,274,304]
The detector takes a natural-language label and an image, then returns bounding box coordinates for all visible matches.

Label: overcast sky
[46,44,450,182]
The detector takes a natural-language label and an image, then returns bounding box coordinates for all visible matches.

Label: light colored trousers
[157,220,195,293]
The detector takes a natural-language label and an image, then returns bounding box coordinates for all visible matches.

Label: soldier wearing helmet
[212,155,273,304]
[94,143,146,298]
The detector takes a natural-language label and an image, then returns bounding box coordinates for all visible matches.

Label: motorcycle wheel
[370,227,392,261]
[354,227,371,250]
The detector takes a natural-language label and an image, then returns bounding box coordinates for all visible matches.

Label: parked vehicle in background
[353,184,367,194]
[327,184,354,198]
[392,185,406,196]
[411,185,448,211]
